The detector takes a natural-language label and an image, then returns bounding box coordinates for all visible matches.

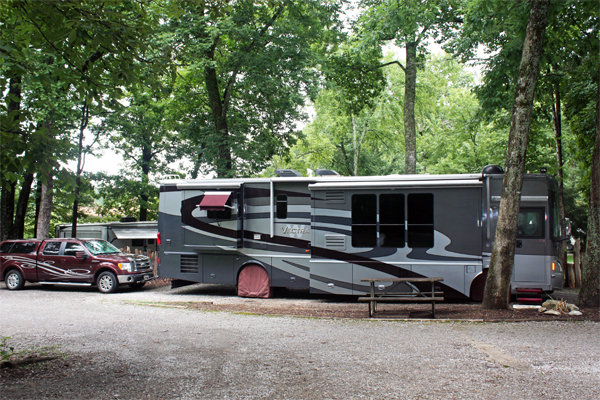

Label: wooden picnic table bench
[358,277,444,318]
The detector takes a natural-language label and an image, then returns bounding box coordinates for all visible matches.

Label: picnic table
[358,277,444,318]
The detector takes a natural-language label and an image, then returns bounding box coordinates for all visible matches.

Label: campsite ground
[1,281,598,399]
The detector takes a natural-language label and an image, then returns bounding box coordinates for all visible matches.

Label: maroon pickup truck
[0,238,153,293]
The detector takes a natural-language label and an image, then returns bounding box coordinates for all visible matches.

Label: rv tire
[97,271,118,293]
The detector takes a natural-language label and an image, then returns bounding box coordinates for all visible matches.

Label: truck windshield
[83,240,121,255]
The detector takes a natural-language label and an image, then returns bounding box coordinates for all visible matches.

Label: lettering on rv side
[282,225,310,237]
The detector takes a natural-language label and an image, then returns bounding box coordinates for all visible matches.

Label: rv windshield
[83,240,122,255]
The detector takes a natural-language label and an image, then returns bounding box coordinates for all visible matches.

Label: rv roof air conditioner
[482,165,504,175]
[275,169,302,177]
[315,169,340,176]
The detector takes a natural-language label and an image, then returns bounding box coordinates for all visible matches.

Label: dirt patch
[154,283,598,321]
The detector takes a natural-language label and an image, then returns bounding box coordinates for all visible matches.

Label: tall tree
[170,0,342,178]
[482,0,551,309]
[1,0,159,238]
[355,0,462,174]
[578,67,600,307]
[98,86,176,221]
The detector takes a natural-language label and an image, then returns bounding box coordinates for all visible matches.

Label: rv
[157,166,565,300]
[56,220,158,253]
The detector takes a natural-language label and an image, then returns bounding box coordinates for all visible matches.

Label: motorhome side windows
[276,194,288,219]
[351,194,377,247]
[351,193,434,249]
[380,194,405,247]
[407,193,434,248]
[518,207,545,238]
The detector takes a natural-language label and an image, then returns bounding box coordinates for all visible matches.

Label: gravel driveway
[1,282,598,399]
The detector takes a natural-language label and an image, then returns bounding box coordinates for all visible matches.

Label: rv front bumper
[118,273,153,284]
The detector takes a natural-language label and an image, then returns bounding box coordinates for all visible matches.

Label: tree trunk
[482,0,550,310]
[71,103,89,238]
[1,75,23,241]
[404,41,417,175]
[36,170,54,239]
[14,173,34,239]
[0,183,16,241]
[139,145,152,222]
[34,181,42,236]
[578,66,600,307]
[204,56,232,178]
[551,82,568,284]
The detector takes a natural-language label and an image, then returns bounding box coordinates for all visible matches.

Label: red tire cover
[237,264,271,298]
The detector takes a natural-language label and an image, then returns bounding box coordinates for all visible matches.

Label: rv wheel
[237,264,272,298]
[97,271,118,293]
[5,270,24,290]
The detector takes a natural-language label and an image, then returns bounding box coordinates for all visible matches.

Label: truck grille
[134,258,152,272]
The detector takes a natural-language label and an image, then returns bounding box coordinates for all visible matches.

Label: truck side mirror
[564,218,572,237]
[75,252,88,259]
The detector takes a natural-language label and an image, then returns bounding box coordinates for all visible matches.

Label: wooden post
[567,263,576,289]
[574,239,582,288]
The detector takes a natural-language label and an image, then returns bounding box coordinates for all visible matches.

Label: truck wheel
[5,270,24,290]
[129,282,146,290]
[97,271,118,293]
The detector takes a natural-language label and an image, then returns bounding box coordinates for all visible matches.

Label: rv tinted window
[407,194,434,248]
[42,242,62,255]
[352,194,377,247]
[518,208,545,238]
[380,194,405,248]
[276,194,287,219]
[132,239,144,247]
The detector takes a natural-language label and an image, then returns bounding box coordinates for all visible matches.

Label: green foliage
[1,337,15,362]
[92,173,159,222]
[168,0,343,177]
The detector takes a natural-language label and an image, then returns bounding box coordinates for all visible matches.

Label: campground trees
[169,0,342,178]
[354,0,462,174]
[0,0,158,239]
[479,0,551,309]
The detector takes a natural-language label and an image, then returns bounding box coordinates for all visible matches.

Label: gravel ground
[0,282,598,400]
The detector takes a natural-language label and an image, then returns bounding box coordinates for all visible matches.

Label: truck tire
[5,269,24,290]
[97,271,118,293]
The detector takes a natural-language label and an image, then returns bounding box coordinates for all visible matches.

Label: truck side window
[42,242,62,256]
[10,242,37,253]
[64,242,85,256]
[1,242,14,253]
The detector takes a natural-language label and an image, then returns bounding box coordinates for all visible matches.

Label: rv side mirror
[75,252,88,260]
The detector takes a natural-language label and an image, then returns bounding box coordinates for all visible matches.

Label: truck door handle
[516,240,523,248]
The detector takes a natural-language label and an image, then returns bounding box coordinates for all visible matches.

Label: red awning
[198,191,232,211]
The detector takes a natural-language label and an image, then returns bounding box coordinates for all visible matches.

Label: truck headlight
[118,262,133,272]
